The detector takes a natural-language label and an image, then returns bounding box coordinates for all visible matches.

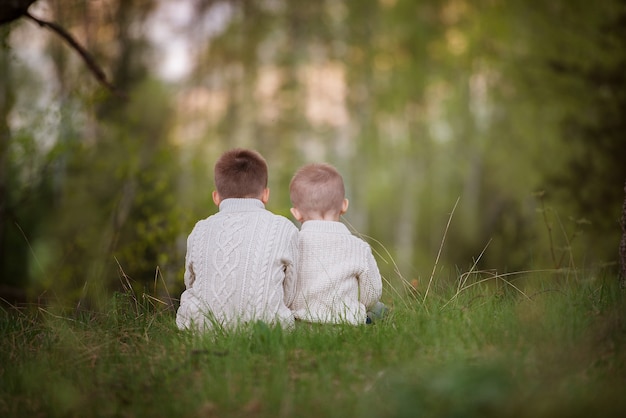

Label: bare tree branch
[24,11,126,99]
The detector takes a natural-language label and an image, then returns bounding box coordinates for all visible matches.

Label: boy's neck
[302,214,341,222]
[214,188,269,206]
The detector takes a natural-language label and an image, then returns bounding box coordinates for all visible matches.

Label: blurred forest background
[1,0,625,308]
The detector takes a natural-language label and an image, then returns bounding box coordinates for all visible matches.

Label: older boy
[176,148,298,331]
[289,163,385,325]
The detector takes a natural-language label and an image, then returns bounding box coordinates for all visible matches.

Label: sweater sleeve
[183,232,196,289]
[358,244,383,310]
[282,225,299,308]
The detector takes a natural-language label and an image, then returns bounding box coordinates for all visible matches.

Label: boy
[289,163,386,325]
[176,148,298,331]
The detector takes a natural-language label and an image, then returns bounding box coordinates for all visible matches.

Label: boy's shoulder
[273,213,299,232]
[350,232,373,249]
[339,227,375,251]
[190,208,297,235]
[300,221,371,244]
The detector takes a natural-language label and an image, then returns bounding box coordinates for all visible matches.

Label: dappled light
[1,0,624,308]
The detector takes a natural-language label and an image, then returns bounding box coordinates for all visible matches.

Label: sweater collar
[219,198,265,212]
[300,220,351,234]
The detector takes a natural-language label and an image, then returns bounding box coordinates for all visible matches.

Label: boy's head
[289,163,349,222]
[213,148,269,205]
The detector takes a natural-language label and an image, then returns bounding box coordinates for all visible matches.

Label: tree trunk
[619,180,626,289]
[0,27,15,286]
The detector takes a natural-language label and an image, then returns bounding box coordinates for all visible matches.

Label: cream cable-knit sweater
[176,199,298,331]
[291,220,383,325]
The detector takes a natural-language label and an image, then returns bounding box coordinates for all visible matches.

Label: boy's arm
[184,260,195,289]
[183,234,196,289]
[282,227,299,308]
[358,245,383,310]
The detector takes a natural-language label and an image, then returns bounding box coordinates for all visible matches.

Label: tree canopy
[1,0,624,306]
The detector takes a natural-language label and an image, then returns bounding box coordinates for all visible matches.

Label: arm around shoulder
[281,221,299,308]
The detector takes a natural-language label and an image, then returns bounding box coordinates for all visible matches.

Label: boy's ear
[261,188,270,204]
[212,191,221,206]
[340,198,349,215]
[290,207,304,222]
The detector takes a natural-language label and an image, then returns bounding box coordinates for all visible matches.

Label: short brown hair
[290,163,345,215]
[214,148,268,198]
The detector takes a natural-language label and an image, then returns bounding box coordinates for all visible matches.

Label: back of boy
[176,148,298,331]
[289,163,384,325]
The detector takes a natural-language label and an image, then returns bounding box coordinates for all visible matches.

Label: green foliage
[16,78,188,308]
[516,0,626,267]
[2,0,625,304]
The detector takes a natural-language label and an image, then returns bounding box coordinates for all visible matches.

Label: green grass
[1,273,625,418]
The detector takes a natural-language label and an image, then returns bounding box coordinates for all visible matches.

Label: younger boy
[176,148,298,331]
[289,163,385,325]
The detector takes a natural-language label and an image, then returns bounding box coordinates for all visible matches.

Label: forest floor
[1,271,625,418]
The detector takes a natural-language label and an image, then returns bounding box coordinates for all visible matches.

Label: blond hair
[290,163,345,216]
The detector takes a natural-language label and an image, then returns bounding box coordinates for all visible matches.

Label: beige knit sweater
[176,199,298,331]
[290,220,383,325]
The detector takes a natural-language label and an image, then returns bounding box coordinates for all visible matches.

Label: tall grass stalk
[422,197,460,309]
